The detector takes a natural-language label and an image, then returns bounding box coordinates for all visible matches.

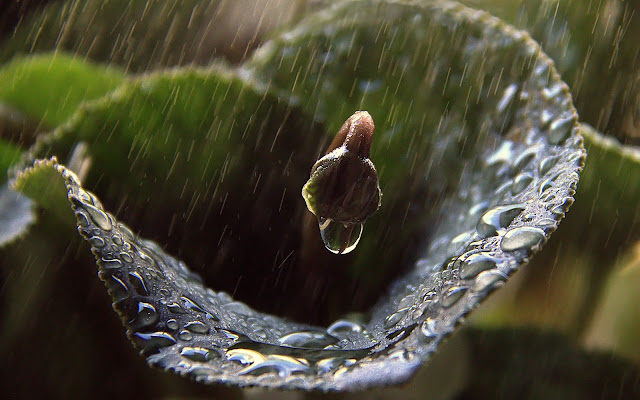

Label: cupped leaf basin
[12,0,584,391]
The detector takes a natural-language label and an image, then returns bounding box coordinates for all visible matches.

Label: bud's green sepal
[302,145,381,224]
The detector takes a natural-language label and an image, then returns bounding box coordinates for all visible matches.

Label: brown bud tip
[344,111,375,157]
[327,111,375,157]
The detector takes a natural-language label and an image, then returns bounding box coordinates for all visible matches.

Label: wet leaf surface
[454,1,640,339]
[9,0,586,391]
[460,0,640,146]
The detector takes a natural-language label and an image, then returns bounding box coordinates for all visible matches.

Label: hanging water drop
[318,218,363,254]
[302,111,381,255]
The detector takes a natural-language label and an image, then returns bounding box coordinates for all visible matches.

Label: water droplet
[326,320,365,337]
[398,294,417,309]
[548,113,574,144]
[180,347,212,362]
[389,349,415,362]
[317,357,356,374]
[129,271,149,296]
[496,84,518,114]
[184,321,209,334]
[112,235,124,245]
[239,355,310,378]
[133,332,176,351]
[476,204,526,238]
[227,348,266,365]
[496,88,519,133]
[542,83,564,100]
[101,257,122,269]
[420,318,439,338]
[74,198,112,231]
[318,218,363,254]
[459,253,501,279]
[182,296,207,314]
[468,201,489,217]
[383,308,408,329]
[441,287,468,308]
[493,181,513,198]
[537,218,557,227]
[534,61,551,82]
[252,328,268,341]
[442,256,461,271]
[539,155,560,176]
[119,252,134,264]
[136,247,154,266]
[136,302,158,328]
[486,141,514,166]
[317,357,339,373]
[540,109,555,127]
[87,192,103,208]
[511,147,539,174]
[448,231,475,254]
[166,319,179,331]
[89,236,105,248]
[500,227,545,252]
[75,211,90,227]
[277,331,338,349]
[221,330,240,342]
[539,171,562,195]
[511,172,534,195]
[386,328,408,342]
[108,276,129,302]
[178,330,193,341]
[167,302,186,314]
[472,270,506,293]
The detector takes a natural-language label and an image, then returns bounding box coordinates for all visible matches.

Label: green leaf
[0,53,125,128]
[11,157,75,225]
[245,0,585,360]
[13,0,585,391]
[577,123,640,241]
[0,138,21,183]
[459,326,640,399]
[583,247,640,361]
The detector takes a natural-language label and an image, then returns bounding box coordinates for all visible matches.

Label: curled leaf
[12,0,585,391]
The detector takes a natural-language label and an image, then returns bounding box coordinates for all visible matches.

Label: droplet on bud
[302,111,381,255]
[318,218,364,254]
